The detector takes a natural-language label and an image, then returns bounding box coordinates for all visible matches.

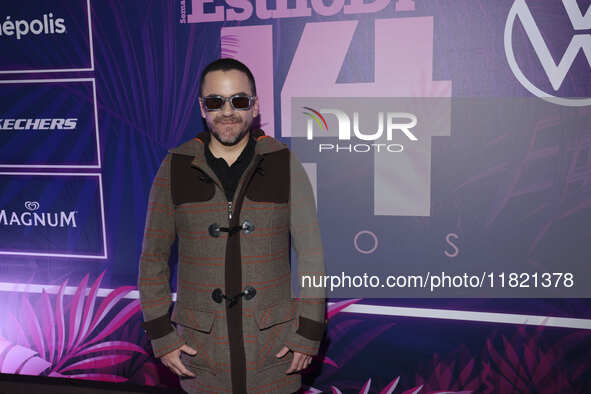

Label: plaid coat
[138,128,327,393]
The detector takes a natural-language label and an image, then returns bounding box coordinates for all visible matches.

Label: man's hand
[160,344,198,377]
[276,345,312,374]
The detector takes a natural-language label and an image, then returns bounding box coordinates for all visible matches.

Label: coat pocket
[172,304,218,375]
[254,298,297,372]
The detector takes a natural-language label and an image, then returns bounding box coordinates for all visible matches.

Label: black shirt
[204,134,256,201]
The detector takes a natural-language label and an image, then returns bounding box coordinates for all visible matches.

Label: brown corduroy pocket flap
[255,299,296,330]
[171,304,215,333]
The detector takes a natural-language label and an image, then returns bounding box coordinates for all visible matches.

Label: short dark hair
[199,58,257,97]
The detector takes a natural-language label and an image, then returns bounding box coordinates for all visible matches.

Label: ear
[252,96,260,118]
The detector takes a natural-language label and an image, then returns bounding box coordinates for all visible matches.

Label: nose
[221,99,233,115]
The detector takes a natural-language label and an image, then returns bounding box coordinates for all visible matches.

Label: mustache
[214,116,242,124]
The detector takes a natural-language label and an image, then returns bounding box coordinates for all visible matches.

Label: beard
[207,114,252,146]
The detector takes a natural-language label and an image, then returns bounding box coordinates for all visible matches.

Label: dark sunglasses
[200,94,256,111]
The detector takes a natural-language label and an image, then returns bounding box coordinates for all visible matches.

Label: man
[138,58,327,394]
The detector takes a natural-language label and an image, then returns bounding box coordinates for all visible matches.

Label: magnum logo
[0,201,78,228]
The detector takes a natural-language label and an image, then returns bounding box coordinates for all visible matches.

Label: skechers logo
[0,118,77,131]
[0,13,66,40]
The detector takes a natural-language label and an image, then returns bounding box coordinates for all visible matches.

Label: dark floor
[0,374,185,394]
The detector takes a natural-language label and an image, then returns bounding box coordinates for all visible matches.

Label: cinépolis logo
[0,13,66,40]
[0,201,78,228]
[302,106,418,153]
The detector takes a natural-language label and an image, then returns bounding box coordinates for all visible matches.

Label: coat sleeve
[285,150,327,356]
[137,153,185,358]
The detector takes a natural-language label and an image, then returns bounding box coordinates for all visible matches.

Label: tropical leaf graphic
[0,272,146,382]
[303,376,472,394]
[481,325,591,393]
[0,337,52,375]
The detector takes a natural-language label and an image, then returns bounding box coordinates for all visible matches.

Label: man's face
[199,69,259,146]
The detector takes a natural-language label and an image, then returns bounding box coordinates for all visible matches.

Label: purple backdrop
[0,0,590,392]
